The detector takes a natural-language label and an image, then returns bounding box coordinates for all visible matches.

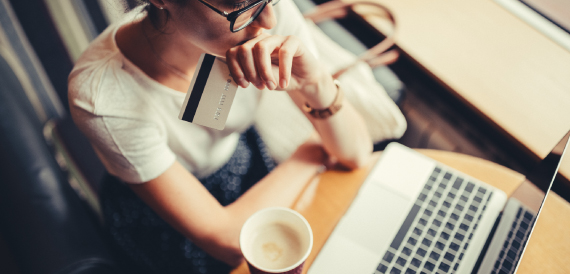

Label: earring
[159,6,164,9]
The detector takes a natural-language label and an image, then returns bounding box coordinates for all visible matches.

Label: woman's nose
[248,2,277,30]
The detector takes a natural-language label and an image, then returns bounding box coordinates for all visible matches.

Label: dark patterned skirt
[100,127,276,274]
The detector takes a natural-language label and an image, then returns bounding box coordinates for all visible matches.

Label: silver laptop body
[309,130,569,274]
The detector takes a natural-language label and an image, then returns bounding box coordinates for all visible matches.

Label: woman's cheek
[188,27,237,55]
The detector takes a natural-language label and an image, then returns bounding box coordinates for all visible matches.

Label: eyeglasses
[198,0,281,32]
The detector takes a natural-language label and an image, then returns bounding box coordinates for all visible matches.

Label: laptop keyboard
[375,166,493,274]
[491,207,535,274]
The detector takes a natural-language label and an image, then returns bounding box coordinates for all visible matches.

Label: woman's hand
[226,33,331,101]
[226,33,372,169]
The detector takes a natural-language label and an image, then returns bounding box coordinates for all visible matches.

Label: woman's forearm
[311,101,373,169]
[129,142,326,267]
[216,141,327,263]
[228,143,325,212]
[289,71,373,169]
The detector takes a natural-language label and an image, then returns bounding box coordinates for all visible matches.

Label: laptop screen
[511,130,570,272]
[494,0,570,52]
[520,0,570,34]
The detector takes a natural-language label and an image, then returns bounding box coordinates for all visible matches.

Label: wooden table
[343,0,570,180]
[232,150,570,274]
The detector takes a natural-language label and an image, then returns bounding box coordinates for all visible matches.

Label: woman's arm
[128,140,327,267]
[287,69,373,169]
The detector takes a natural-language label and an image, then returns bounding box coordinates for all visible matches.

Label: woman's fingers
[238,43,265,90]
[227,34,306,91]
[226,48,249,88]
[226,34,264,89]
[278,36,299,89]
[252,38,279,90]
[251,35,301,90]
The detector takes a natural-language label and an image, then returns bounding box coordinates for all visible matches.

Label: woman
[68,0,405,272]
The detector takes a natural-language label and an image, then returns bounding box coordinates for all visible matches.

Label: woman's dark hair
[124,0,185,30]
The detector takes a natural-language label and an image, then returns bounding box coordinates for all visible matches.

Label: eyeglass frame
[197,0,279,32]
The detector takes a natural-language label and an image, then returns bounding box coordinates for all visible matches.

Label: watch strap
[302,80,344,119]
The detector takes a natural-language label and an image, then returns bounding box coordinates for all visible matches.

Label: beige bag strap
[303,0,399,79]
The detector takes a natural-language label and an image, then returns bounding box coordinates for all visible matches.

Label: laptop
[308,130,570,274]
[494,0,570,52]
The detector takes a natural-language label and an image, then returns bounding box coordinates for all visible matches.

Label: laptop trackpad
[324,183,411,272]
[308,234,386,274]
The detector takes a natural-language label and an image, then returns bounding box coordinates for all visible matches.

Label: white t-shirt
[68,0,319,183]
[69,0,408,184]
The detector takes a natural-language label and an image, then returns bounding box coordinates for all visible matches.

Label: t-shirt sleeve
[69,49,177,184]
[71,107,176,184]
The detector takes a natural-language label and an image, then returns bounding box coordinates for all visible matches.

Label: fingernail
[255,80,265,89]
[238,78,249,88]
[280,78,287,88]
[266,80,276,90]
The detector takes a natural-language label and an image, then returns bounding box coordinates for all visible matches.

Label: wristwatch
[302,79,344,119]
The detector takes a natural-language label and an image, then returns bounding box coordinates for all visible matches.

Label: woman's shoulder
[73,22,121,70]
[72,7,144,68]
[68,40,122,110]
[68,17,149,112]
[69,52,146,123]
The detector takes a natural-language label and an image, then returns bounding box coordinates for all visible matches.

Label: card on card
[179,53,238,130]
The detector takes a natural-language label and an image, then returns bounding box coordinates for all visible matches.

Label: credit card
[179,53,238,130]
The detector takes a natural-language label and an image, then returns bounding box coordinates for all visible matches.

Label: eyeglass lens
[231,0,281,32]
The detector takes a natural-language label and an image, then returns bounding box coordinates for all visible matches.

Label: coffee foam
[250,222,304,270]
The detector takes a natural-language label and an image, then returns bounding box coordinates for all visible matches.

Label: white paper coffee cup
[239,207,313,274]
